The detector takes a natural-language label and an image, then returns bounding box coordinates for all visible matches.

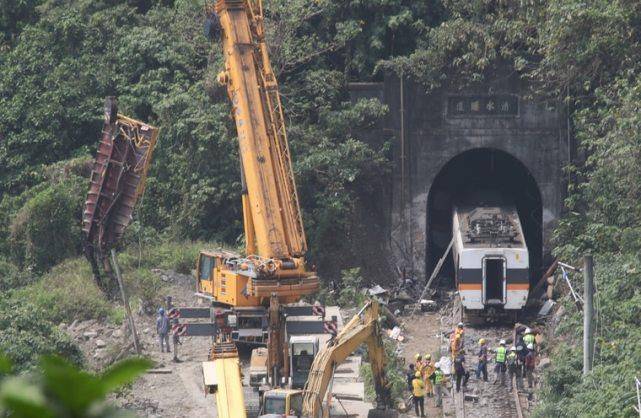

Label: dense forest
[1,0,641,416]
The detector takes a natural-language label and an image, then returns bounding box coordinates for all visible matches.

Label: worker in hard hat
[453,348,470,392]
[156,307,170,353]
[507,346,519,389]
[493,339,507,386]
[422,353,435,396]
[414,353,424,376]
[430,362,445,407]
[450,322,465,359]
[411,371,426,417]
[524,343,537,388]
[523,327,536,350]
[476,338,489,382]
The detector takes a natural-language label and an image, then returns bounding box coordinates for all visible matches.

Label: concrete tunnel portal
[426,147,543,285]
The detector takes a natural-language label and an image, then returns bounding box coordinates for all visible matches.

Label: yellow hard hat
[424,354,431,359]
[479,338,486,345]
[415,353,421,360]
[415,372,421,378]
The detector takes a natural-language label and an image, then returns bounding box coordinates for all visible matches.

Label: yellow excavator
[260,300,397,418]
[203,301,396,418]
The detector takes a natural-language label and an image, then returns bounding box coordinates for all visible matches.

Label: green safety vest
[496,346,506,363]
[524,334,535,345]
[434,370,444,384]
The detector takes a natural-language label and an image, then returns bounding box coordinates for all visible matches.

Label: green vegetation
[0,298,82,372]
[0,0,392,281]
[1,0,641,415]
[0,239,207,371]
[0,356,151,417]
[361,339,406,404]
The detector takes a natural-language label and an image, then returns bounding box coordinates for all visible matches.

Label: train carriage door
[483,257,506,305]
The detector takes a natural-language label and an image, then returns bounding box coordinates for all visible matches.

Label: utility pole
[111,249,141,354]
[583,254,594,375]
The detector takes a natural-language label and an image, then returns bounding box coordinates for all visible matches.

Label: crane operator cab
[289,336,319,389]
[260,389,303,418]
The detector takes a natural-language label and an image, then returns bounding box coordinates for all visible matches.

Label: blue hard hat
[158,308,165,314]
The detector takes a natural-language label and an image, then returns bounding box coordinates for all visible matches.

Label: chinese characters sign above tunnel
[447,95,519,117]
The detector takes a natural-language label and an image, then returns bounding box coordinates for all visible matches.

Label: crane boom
[216,0,306,259]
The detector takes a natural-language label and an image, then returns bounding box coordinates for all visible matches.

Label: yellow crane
[194,3,324,415]
[197,0,318,308]
[188,4,396,418]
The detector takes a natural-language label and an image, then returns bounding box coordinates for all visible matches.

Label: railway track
[443,298,529,418]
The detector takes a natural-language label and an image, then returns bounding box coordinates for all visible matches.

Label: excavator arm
[302,301,393,418]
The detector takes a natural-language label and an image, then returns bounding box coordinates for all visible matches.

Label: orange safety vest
[423,361,435,377]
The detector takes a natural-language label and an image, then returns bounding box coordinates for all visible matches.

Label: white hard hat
[500,339,506,345]
[457,322,464,327]
[435,362,441,368]
[510,346,516,351]
[525,327,532,333]
[527,343,534,350]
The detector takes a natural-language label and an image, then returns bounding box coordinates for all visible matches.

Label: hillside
[2,0,641,417]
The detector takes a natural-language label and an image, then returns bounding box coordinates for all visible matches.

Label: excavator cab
[289,336,319,389]
[260,389,303,418]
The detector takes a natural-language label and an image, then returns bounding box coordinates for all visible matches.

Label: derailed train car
[452,205,529,321]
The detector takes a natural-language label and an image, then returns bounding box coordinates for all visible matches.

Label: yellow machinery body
[197,251,318,306]
[302,301,394,418]
[203,341,247,418]
[261,388,304,416]
[198,0,318,307]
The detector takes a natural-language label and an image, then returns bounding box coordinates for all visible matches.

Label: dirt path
[116,273,219,418]
[398,310,445,417]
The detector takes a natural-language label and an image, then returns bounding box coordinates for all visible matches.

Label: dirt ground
[69,271,543,418]
[113,272,219,418]
[396,310,446,417]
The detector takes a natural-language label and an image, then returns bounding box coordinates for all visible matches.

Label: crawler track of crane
[446,298,528,418]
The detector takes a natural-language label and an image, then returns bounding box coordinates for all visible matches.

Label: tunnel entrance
[427,148,543,285]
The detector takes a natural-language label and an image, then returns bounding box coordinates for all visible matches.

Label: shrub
[117,240,205,275]
[125,269,163,314]
[534,253,641,417]
[13,258,113,324]
[0,257,32,291]
[0,298,82,371]
[361,339,406,402]
[336,268,366,308]
[0,355,151,417]
[8,176,84,273]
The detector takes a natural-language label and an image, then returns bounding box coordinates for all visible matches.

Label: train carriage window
[199,255,215,281]
[484,258,505,304]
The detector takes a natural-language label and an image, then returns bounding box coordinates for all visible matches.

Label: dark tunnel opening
[426,148,543,285]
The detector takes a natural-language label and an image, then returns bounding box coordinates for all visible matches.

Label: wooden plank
[147,368,173,374]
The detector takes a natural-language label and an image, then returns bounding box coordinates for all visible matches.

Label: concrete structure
[350,74,570,283]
